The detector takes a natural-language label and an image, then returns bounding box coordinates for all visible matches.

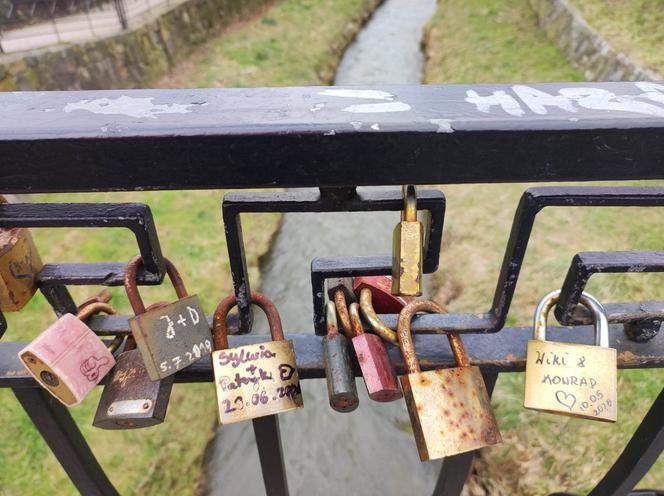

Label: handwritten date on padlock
[129,295,212,381]
[212,341,303,424]
[524,340,617,422]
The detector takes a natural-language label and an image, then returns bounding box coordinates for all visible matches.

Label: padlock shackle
[397,299,448,374]
[348,303,364,337]
[124,255,188,315]
[213,292,283,351]
[358,288,398,344]
[75,301,123,354]
[402,185,417,222]
[533,289,609,347]
[333,289,352,336]
[326,301,339,337]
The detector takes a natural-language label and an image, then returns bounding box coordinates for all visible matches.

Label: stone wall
[0,0,272,90]
[529,0,661,81]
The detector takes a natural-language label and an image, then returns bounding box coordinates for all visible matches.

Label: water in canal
[207,0,439,493]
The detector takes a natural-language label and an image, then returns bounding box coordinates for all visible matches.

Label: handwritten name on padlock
[213,341,302,423]
[524,290,617,422]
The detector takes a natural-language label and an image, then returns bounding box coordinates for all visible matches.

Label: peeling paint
[349,121,362,130]
[324,130,336,136]
[310,102,325,113]
[64,96,195,119]
[341,102,411,113]
[370,123,380,131]
[317,89,395,100]
[430,119,454,133]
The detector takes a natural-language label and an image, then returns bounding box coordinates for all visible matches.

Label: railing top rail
[1,81,664,192]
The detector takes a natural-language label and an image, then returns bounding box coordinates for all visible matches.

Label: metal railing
[0,80,663,496]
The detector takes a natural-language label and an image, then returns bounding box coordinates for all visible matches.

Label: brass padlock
[93,301,174,429]
[126,255,212,381]
[18,299,122,406]
[323,301,359,412]
[0,196,43,311]
[212,291,303,424]
[524,290,617,422]
[398,300,502,461]
[391,185,423,297]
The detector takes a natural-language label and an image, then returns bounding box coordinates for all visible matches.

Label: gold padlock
[0,197,43,311]
[398,300,502,461]
[391,185,423,297]
[212,291,303,424]
[524,290,617,422]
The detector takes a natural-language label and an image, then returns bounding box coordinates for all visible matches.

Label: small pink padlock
[18,301,122,406]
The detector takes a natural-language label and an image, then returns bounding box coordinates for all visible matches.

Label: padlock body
[0,227,42,311]
[351,333,401,402]
[323,333,359,412]
[353,275,414,313]
[18,313,115,406]
[524,339,617,422]
[213,339,303,424]
[391,220,423,296]
[93,349,173,429]
[401,366,501,461]
[129,295,213,381]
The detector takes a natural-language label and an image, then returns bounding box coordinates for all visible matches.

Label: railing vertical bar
[252,415,289,496]
[588,387,664,496]
[432,372,499,496]
[13,388,119,496]
[222,205,254,333]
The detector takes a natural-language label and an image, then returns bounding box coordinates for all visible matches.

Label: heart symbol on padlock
[555,390,576,411]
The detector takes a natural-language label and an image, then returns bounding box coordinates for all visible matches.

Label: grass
[424,0,664,494]
[0,0,379,494]
[569,0,664,76]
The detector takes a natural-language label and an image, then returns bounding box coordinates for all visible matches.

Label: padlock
[93,301,174,429]
[322,301,359,412]
[348,302,401,402]
[355,275,415,345]
[353,275,413,314]
[398,300,502,461]
[212,291,303,424]
[126,255,212,381]
[391,185,423,297]
[18,300,121,406]
[524,289,617,422]
[0,196,43,311]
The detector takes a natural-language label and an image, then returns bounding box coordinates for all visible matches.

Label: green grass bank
[424,0,664,494]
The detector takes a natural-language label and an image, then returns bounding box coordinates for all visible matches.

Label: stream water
[206,0,439,493]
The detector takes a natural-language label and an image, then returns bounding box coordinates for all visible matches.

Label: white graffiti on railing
[465,82,664,118]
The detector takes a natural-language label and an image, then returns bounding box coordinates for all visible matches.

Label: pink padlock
[18,301,121,406]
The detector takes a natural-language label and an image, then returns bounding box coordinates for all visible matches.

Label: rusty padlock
[126,255,212,381]
[93,301,174,429]
[353,275,414,314]
[212,292,303,424]
[323,301,359,412]
[348,302,401,402]
[0,196,43,311]
[327,277,355,305]
[18,299,122,406]
[391,185,423,297]
[398,300,502,461]
[524,289,617,422]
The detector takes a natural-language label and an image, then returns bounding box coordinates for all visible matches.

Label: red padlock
[348,302,402,402]
[353,276,414,314]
